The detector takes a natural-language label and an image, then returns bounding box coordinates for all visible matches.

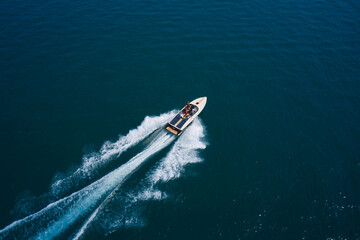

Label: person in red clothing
[183,102,191,115]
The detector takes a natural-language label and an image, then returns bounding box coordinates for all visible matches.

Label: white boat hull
[166,97,207,136]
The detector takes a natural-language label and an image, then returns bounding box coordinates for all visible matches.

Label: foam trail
[135,118,207,202]
[51,110,176,196]
[0,131,175,240]
[73,119,207,238]
[35,131,175,240]
[72,204,101,240]
[86,118,208,236]
[150,118,207,184]
[72,172,124,240]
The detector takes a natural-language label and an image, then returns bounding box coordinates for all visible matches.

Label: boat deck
[165,98,205,136]
[170,113,191,129]
[170,114,182,125]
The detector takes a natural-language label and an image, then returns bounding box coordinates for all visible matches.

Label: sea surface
[1,0,360,239]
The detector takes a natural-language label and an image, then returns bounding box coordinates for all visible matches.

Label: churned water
[1,0,359,239]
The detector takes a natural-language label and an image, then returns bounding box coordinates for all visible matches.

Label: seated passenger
[183,102,191,115]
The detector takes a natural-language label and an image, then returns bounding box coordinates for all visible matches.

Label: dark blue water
[1,0,360,239]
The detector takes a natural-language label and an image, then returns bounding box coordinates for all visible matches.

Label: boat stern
[165,123,182,136]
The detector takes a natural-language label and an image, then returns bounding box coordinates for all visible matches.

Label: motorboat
[165,97,207,136]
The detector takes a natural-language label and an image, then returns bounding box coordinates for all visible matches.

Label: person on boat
[183,102,191,116]
[187,102,191,110]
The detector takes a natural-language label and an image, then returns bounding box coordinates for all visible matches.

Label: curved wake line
[72,205,101,240]
[0,131,174,240]
[50,110,176,197]
[35,132,175,240]
[0,112,208,240]
[0,112,176,240]
[72,171,124,240]
[134,117,207,202]
[150,118,207,184]
[74,118,208,237]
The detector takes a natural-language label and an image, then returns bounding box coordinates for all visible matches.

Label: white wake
[35,131,175,240]
[133,118,207,202]
[0,112,175,240]
[0,112,207,240]
[76,118,208,237]
[50,110,176,197]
